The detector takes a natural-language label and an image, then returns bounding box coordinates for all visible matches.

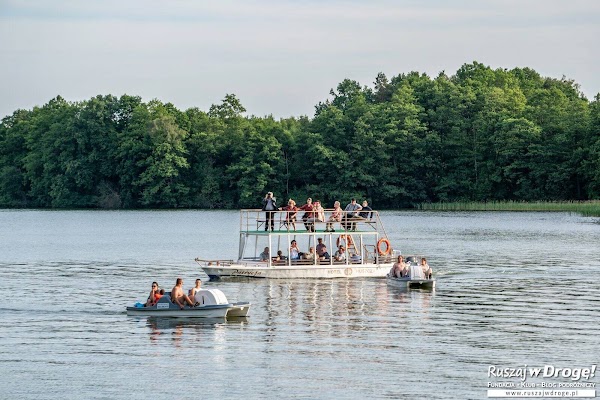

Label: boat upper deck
[239,209,387,236]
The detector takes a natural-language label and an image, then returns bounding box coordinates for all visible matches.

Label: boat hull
[387,276,436,289]
[227,302,252,317]
[203,263,391,280]
[126,304,231,318]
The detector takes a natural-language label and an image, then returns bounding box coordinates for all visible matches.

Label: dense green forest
[1,62,599,209]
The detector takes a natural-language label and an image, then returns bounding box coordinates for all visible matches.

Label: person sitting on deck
[325,201,342,232]
[334,245,347,262]
[342,198,362,231]
[273,250,288,262]
[303,246,316,261]
[171,278,197,309]
[299,198,315,232]
[145,281,160,307]
[260,247,270,261]
[316,238,327,257]
[305,201,325,230]
[279,199,298,231]
[359,200,373,219]
[290,240,303,260]
[319,246,331,261]
[421,257,433,279]
[389,255,408,278]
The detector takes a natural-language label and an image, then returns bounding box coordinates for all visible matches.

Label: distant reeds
[417,200,600,217]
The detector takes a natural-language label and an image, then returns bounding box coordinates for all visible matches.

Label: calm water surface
[0,210,599,399]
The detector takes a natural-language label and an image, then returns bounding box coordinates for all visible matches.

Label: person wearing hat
[262,191,277,231]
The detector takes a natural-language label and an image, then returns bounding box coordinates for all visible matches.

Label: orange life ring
[336,234,354,248]
[377,238,391,255]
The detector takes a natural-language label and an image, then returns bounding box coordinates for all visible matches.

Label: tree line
[1,62,599,209]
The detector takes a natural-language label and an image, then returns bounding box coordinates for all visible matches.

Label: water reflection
[142,317,248,346]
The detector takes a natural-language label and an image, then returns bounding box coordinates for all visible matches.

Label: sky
[0,0,598,119]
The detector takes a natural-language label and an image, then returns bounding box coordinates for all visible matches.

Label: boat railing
[194,258,235,267]
[239,209,385,234]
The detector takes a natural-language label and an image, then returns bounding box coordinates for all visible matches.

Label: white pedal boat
[126,288,251,318]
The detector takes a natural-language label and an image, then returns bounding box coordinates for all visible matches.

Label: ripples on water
[0,210,599,399]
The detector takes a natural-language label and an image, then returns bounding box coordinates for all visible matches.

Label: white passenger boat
[196,208,399,280]
[387,256,436,289]
[126,288,251,318]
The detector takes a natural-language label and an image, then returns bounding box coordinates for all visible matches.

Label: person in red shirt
[298,197,315,232]
[280,199,299,231]
[154,289,165,302]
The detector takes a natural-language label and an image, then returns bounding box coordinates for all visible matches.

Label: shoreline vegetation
[418,200,600,216]
[1,61,599,210]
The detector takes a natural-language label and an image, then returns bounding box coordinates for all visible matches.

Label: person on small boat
[260,247,270,261]
[299,198,315,232]
[145,282,160,307]
[290,240,302,260]
[171,278,197,309]
[334,245,346,261]
[189,279,202,299]
[421,257,433,279]
[389,255,407,278]
[279,199,298,231]
[342,198,362,231]
[261,192,277,231]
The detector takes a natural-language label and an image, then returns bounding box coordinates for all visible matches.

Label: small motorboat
[387,258,435,289]
[126,288,251,318]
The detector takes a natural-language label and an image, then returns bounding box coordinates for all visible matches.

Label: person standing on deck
[262,192,277,231]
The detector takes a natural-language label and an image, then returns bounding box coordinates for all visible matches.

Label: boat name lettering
[156,303,169,309]
[327,269,342,274]
[233,269,264,277]
[355,268,375,274]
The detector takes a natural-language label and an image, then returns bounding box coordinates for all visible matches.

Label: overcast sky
[0,0,598,119]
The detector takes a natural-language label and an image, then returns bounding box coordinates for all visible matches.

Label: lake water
[0,210,599,399]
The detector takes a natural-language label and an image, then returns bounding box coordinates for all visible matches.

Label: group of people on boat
[260,236,362,264]
[262,192,373,232]
[388,255,433,279]
[144,278,204,309]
